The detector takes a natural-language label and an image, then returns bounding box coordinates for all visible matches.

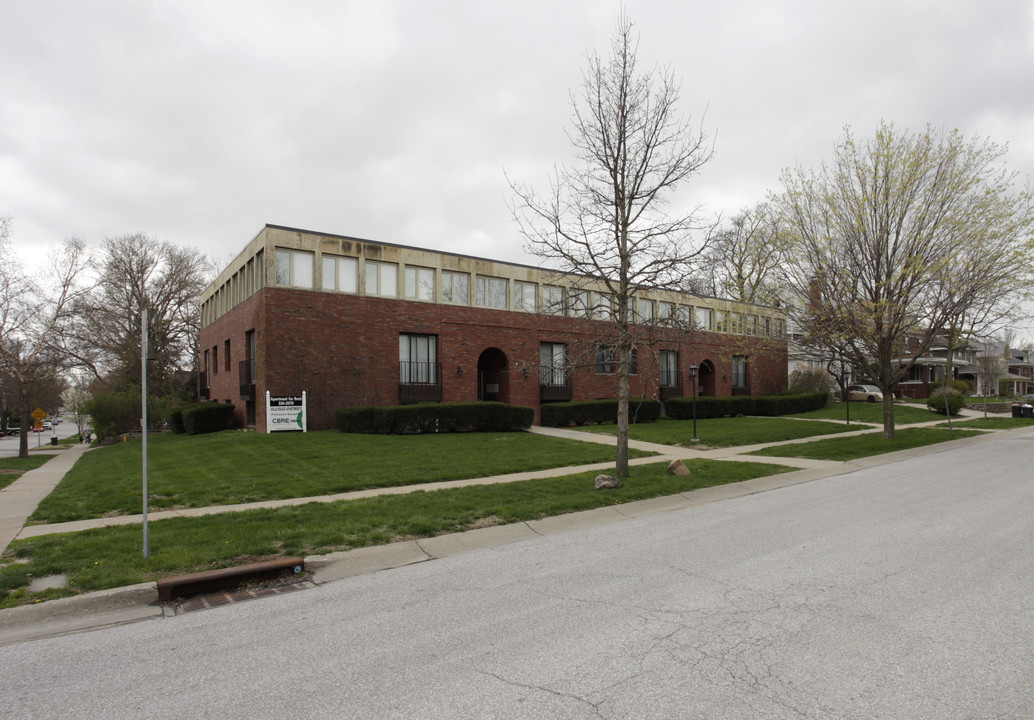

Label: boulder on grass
[594,474,621,490]
[666,459,691,476]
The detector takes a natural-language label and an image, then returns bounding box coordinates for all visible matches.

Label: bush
[182,402,238,435]
[84,392,171,440]
[539,398,662,427]
[665,391,828,419]
[929,379,971,396]
[169,403,208,434]
[788,368,834,394]
[927,389,964,416]
[335,402,534,434]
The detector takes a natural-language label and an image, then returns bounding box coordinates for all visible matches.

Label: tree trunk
[615,333,631,479]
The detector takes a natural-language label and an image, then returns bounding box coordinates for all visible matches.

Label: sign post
[266,392,307,433]
[31,408,46,449]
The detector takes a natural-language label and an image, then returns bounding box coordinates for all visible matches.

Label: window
[658,301,675,323]
[595,345,638,374]
[625,297,637,323]
[660,351,679,387]
[246,330,256,383]
[405,266,435,301]
[275,249,314,288]
[715,310,728,332]
[541,285,564,315]
[476,276,507,308]
[399,334,438,384]
[366,261,398,297]
[638,299,654,324]
[322,255,358,292]
[514,281,536,312]
[747,315,758,336]
[678,305,692,327]
[203,349,210,380]
[540,343,567,386]
[441,271,469,304]
[224,339,231,372]
[594,293,612,320]
[695,306,713,331]
[568,289,591,318]
[212,345,218,375]
[732,356,747,388]
[762,317,771,336]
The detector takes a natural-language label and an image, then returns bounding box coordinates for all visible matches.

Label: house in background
[199,225,789,431]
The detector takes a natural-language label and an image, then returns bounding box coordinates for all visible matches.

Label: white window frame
[404,266,435,301]
[514,281,537,312]
[541,285,564,315]
[441,271,469,304]
[322,254,358,293]
[476,276,508,309]
[275,248,314,288]
[366,261,398,298]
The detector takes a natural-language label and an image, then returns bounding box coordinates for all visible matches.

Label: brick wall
[201,287,788,431]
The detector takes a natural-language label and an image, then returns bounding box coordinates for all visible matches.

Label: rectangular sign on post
[266,391,307,433]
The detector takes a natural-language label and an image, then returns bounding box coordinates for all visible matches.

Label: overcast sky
[4,0,1034,279]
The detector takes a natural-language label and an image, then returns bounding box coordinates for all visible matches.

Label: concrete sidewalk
[1,444,91,553]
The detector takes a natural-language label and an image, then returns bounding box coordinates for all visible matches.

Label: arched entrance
[698,359,716,396]
[477,347,510,403]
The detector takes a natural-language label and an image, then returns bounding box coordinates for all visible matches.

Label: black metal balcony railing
[238,359,256,398]
[659,370,683,400]
[540,378,573,402]
[399,362,442,404]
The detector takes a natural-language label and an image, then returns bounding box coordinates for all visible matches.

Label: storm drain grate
[171,581,316,614]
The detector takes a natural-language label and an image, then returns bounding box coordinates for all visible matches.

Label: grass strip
[30,430,652,524]
[935,417,1034,430]
[748,427,983,461]
[577,416,857,447]
[0,456,52,491]
[789,402,944,425]
[2,459,787,607]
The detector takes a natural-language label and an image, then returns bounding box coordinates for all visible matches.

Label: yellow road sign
[31,408,47,421]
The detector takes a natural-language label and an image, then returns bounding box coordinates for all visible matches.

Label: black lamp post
[689,364,699,442]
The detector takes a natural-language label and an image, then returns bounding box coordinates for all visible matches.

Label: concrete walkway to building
[4,405,1002,547]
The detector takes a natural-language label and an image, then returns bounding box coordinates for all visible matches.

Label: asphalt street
[2,430,1032,719]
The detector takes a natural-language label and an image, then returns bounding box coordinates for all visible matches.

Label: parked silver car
[847,384,883,403]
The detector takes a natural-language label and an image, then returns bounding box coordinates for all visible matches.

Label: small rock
[666,459,691,476]
[594,474,621,490]
[27,574,68,592]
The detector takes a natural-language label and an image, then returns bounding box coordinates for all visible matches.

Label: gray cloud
[3,0,1033,273]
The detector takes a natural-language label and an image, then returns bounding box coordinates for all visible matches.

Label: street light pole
[689,364,699,443]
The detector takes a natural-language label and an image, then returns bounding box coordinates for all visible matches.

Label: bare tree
[776,122,1034,438]
[701,202,788,305]
[71,233,212,399]
[0,219,92,458]
[509,14,713,477]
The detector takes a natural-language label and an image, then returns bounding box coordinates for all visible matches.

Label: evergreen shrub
[182,402,238,435]
[539,398,662,427]
[927,389,964,416]
[335,402,534,434]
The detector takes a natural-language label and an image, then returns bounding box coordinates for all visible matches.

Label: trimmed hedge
[169,403,208,434]
[539,398,662,427]
[182,402,238,435]
[665,391,828,420]
[335,402,534,434]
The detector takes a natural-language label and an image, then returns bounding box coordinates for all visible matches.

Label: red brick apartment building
[199,225,789,431]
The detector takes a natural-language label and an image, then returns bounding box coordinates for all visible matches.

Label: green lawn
[790,402,945,425]
[937,417,1034,430]
[748,427,983,461]
[575,416,857,447]
[29,430,654,524]
[0,456,52,491]
[1,458,788,608]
